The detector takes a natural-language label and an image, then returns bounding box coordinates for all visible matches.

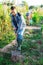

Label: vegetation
[0,4,16,48]
[0,2,43,65]
[21,29,43,65]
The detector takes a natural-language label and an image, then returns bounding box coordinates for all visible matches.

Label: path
[26,26,41,30]
[0,40,17,53]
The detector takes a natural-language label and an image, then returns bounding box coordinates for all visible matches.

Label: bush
[0,5,16,48]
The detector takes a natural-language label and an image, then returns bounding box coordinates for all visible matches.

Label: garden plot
[21,27,43,65]
[0,26,43,65]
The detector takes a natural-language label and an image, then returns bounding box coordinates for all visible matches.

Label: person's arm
[20,15,26,28]
[17,15,26,35]
[20,15,26,35]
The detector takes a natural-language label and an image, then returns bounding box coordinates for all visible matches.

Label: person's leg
[17,34,23,51]
[16,28,25,51]
[17,38,22,47]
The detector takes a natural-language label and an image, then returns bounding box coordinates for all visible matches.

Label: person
[26,11,33,26]
[10,6,26,51]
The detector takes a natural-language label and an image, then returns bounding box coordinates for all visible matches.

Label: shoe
[17,45,21,51]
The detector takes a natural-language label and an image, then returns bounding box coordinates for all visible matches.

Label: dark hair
[11,6,16,10]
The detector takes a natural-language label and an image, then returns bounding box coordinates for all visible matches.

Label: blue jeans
[17,34,23,47]
[17,27,25,48]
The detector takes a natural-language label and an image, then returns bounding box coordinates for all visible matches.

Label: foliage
[21,29,43,65]
[32,12,39,23]
[0,3,29,47]
[32,11,43,26]
[40,5,43,8]
[0,4,16,48]
[29,6,35,9]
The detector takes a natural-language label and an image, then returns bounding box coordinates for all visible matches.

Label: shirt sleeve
[21,15,26,28]
[17,15,26,35]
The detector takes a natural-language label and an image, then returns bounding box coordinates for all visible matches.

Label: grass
[0,53,23,65]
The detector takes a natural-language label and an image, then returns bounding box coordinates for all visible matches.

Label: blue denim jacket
[10,13,26,39]
[10,13,19,31]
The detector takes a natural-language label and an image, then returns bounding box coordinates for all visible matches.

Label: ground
[0,26,43,65]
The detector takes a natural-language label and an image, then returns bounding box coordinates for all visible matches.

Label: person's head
[26,12,32,20]
[26,13,29,20]
[11,6,17,15]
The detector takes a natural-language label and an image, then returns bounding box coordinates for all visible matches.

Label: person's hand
[12,12,16,16]
[12,12,15,15]
[13,28,16,30]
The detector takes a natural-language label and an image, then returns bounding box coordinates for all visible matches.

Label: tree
[22,1,29,12]
[29,6,36,9]
[40,5,43,8]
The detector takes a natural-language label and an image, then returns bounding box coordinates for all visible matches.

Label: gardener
[26,11,33,26]
[10,6,26,51]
